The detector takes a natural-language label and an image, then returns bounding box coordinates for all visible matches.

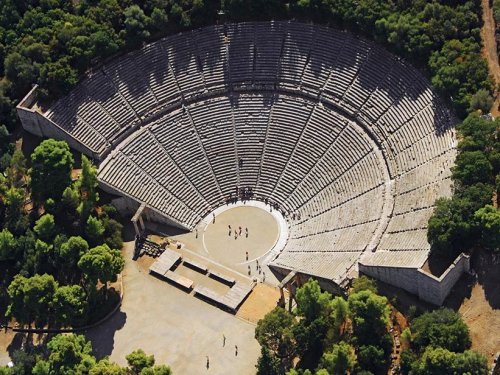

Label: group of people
[228,224,248,239]
[205,334,238,370]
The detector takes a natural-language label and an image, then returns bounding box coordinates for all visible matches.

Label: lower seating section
[97,88,455,286]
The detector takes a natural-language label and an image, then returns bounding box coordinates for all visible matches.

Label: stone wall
[16,86,100,160]
[101,181,189,231]
[416,253,470,305]
[359,253,470,305]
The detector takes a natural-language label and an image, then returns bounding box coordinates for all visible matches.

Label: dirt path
[481,0,500,116]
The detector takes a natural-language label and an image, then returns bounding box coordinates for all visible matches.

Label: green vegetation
[0,139,125,333]
[400,309,488,375]
[0,334,172,374]
[255,279,488,375]
[427,113,500,257]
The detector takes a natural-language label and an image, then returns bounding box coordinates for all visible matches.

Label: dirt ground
[446,250,500,363]
[481,0,500,117]
[236,283,282,324]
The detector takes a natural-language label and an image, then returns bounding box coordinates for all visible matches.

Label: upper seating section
[42,21,452,160]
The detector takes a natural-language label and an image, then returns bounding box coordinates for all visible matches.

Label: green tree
[329,296,349,338]
[411,308,471,353]
[38,58,78,98]
[255,307,296,359]
[351,276,378,294]
[412,347,488,375]
[122,5,150,47]
[256,346,280,375]
[34,214,56,242]
[295,278,332,322]
[139,365,172,375]
[6,274,58,328]
[0,228,16,260]
[90,359,125,375]
[427,197,476,256]
[78,244,124,293]
[454,350,489,375]
[77,155,99,221]
[318,341,356,375]
[348,290,390,347]
[357,345,388,374]
[85,215,105,245]
[41,334,96,374]
[59,236,89,268]
[30,139,74,203]
[469,89,494,113]
[4,186,28,235]
[452,151,493,186]
[474,205,500,251]
[429,39,492,116]
[126,349,155,374]
[53,284,87,327]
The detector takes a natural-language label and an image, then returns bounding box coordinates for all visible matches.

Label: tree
[59,236,89,268]
[329,296,349,337]
[469,89,494,113]
[351,276,378,294]
[122,5,150,47]
[429,39,492,116]
[295,278,332,322]
[6,274,58,328]
[34,214,56,242]
[85,215,105,245]
[53,284,87,327]
[357,345,388,375]
[41,334,96,374]
[4,186,28,235]
[38,58,78,97]
[452,151,493,185]
[348,290,390,347]
[90,359,125,375]
[139,365,172,375]
[318,342,356,375]
[102,215,123,250]
[30,139,74,203]
[78,244,124,293]
[77,155,99,221]
[61,186,79,212]
[126,349,155,374]
[7,149,27,185]
[3,52,37,96]
[474,205,500,251]
[255,307,296,359]
[256,346,280,375]
[454,350,489,375]
[427,197,476,256]
[411,347,488,375]
[411,308,471,353]
[0,228,16,260]
[150,8,169,31]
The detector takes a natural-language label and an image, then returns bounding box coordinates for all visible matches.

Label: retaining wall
[359,253,470,305]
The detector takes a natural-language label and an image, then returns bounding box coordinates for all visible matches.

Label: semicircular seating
[40,21,456,285]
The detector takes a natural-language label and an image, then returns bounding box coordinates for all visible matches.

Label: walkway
[481,0,500,116]
[85,241,260,374]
